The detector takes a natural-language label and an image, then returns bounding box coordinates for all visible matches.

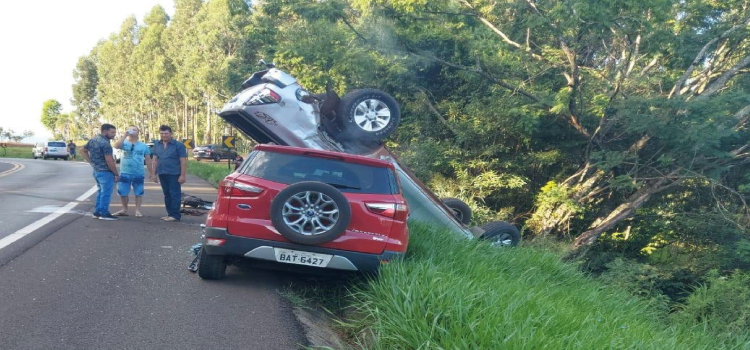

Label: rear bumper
[202,227,403,273]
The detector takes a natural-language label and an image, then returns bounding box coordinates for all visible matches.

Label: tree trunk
[204,100,212,145]
[571,173,679,249]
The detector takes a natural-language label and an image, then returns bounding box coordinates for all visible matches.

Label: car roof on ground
[254,144,395,169]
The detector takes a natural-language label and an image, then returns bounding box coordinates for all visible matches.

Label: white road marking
[76,185,98,202]
[0,185,98,251]
[0,162,25,178]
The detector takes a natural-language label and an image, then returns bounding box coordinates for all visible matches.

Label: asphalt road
[0,158,306,349]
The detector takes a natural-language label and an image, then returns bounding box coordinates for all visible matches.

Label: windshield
[243,151,397,194]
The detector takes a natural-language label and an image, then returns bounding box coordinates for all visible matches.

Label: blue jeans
[93,171,115,215]
[159,174,181,220]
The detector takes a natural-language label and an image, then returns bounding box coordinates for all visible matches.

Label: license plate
[274,248,332,267]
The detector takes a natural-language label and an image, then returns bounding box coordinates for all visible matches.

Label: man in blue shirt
[151,125,187,221]
[112,126,153,218]
[80,124,120,221]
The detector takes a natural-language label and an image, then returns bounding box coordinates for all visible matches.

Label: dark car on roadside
[193,144,238,162]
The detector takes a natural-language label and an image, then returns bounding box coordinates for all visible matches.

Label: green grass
[184,158,748,348]
[345,222,750,349]
[186,159,234,186]
[0,146,34,159]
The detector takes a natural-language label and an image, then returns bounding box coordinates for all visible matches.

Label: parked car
[193,144,237,162]
[33,141,69,160]
[216,65,521,248]
[199,144,409,279]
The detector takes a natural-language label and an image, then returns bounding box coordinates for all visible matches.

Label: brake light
[45,147,49,152]
[244,88,282,105]
[220,179,264,197]
[303,151,344,161]
[366,202,408,221]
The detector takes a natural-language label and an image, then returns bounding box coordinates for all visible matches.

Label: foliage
[0,128,34,143]
[40,99,62,137]
[675,270,750,334]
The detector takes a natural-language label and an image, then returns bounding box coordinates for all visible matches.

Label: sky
[0,0,174,143]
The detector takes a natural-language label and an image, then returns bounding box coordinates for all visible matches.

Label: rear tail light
[45,147,49,152]
[244,88,282,105]
[366,202,409,221]
[220,179,264,197]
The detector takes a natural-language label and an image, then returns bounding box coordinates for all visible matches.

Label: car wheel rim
[282,191,340,236]
[353,99,391,132]
[450,208,464,222]
[490,233,514,247]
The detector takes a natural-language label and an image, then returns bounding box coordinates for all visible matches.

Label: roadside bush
[675,271,750,334]
[598,258,671,313]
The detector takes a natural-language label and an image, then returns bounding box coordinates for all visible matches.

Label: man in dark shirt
[151,125,187,221]
[80,124,120,221]
[67,140,77,160]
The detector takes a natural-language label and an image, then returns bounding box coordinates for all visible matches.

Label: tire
[42,153,48,160]
[480,221,521,247]
[336,89,401,142]
[64,156,69,161]
[33,154,37,159]
[213,154,221,162]
[441,198,472,225]
[270,181,352,245]
[197,248,227,280]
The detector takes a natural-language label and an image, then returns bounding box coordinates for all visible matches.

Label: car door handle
[237,204,252,210]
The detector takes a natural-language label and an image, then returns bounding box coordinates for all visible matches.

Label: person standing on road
[151,125,187,222]
[80,124,120,221]
[67,140,77,160]
[112,126,153,218]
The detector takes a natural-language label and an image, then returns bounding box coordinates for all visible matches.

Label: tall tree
[71,53,100,138]
[40,99,63,136]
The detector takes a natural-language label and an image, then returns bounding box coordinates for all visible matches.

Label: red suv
[198,144,409,279]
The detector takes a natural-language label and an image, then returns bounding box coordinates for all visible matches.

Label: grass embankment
[186,159,234,186]
[184,165,747,348]
[0,145,33,159]
[345,222,749,349]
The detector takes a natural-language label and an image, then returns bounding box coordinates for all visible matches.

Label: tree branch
[670,17,750,98]
[340,15,368,43]
[408,48,551,107]
[415,87,460,136]
[698,53,750,99]
[457,0,548,63]
[732,103,750,131]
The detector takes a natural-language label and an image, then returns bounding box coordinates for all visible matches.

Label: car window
[48,142,66,147]
[242,151,396,194]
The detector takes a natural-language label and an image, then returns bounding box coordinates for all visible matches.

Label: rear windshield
[243,151,397,194]
[48,142,66,147]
